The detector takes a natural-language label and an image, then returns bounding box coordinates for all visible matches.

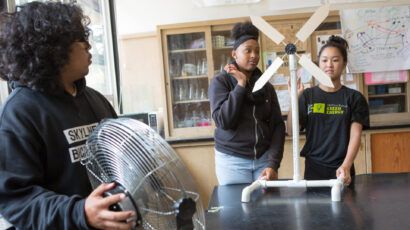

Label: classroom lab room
[0,0,409,229]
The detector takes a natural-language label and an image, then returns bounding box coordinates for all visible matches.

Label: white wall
[118,34,163,114]
[115,0,409,35]
[114,0,310,35]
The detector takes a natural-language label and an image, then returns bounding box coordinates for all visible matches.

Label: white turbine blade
[253,57,284,92]
[296,4,330,42]
[250,16,285,45]
[298,55,334,88]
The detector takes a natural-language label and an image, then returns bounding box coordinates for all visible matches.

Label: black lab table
[206,173,410,230]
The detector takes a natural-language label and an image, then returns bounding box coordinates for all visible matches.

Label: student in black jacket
[0,2,135,229]
[209,21,285,185]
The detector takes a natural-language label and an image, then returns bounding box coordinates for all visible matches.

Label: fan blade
[250,16,285,45]
[295,4,330,42]
[298,55,334,88]
[252,57,284,92]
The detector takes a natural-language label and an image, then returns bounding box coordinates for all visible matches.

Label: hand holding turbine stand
[242,4,345,203]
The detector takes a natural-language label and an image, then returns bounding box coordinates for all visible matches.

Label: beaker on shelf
[200,88,207,100]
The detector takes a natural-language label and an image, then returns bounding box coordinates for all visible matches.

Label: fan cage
[82,118,205,230]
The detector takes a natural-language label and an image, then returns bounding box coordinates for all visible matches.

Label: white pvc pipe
[331,181,343,202]
[241,180,263,202]
[306,179,340,187]
[241,178,344,202]
[289,54,300,181]
[265,180,306,187]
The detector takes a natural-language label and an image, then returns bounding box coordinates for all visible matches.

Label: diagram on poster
[341,6,410,73]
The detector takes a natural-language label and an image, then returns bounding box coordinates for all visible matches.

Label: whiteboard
[341,5,410,73]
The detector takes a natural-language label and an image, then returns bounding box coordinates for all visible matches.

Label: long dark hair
[0,1,90,93]
[318,35,349,63]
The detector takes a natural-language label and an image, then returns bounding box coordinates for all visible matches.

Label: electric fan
[81,118,206,230]
[241,4,345,203]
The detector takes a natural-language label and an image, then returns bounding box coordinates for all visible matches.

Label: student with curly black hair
[287,35,369,187]
[0,2,136,229]
[0,0,5,13]
[209,21,285,185]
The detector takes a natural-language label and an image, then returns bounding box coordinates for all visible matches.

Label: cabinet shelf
[173,99,209,104]
[368,93,406,98]
[172,75,208,80]
[169,48,206,53]
[213,46,233,50]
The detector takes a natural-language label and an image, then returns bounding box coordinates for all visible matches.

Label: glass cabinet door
[362,72,410,126]
[166,32,212,134]
[211,27,234,75]
[367,83,407,115]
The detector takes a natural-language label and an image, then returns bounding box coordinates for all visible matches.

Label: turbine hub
[285,43,297,55]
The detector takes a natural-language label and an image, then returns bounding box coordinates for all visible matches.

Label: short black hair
[0,1,90,93]
[318,35,349,63]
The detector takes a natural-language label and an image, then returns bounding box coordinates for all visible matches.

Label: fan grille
[82,118,205,229]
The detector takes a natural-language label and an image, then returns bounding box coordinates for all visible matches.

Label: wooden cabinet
[159,26,215,138]
[370,131,410,173]
[210,24,234,76]
[363,79,410,127]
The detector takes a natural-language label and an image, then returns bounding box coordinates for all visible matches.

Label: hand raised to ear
[224,64,247,87]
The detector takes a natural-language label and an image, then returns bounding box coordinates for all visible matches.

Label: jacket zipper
[253,106,258,163]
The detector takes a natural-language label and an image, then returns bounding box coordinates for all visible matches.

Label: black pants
[304,157,355,189]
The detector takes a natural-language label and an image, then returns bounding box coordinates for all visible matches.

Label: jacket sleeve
[0,118,90,229]
[266,87,286,171]
[208,73,247,130]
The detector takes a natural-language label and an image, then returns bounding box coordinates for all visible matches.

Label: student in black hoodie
[0,2,135,229]
[209,21,285,185]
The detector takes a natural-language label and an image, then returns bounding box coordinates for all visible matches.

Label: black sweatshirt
[299,85,369,167]
[0,79,117,229]
[209,67,285,170]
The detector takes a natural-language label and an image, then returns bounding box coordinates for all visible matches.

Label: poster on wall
[276,90,290,113]
[340,5,410,73]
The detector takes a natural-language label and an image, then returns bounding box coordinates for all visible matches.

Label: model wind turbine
[241,4,344,202]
